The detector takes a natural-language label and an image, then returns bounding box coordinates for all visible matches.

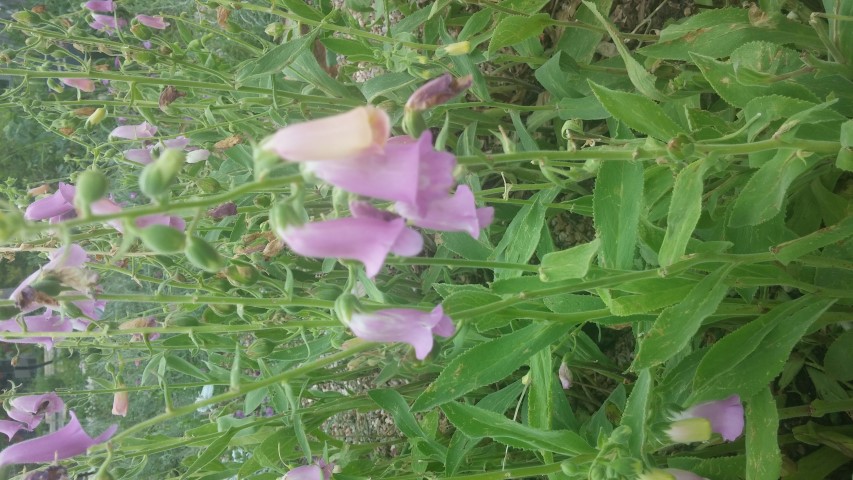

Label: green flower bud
[265,22,285,39]
[12,11,35,24]
[196,177,222,193]
[75,169,108,205]
[611,458,642,475]
[130,23,152,41]
[165,314,200,327]
[139,148,185,200]
[225,263,259,287]
[184,236,224,272]
[133,50,155,65]
[85,107,107,128]
[334,293,359,326]
[246,338,276,359]
[140,225,186,254]
[209,303,236,315]
[253,194,272,209]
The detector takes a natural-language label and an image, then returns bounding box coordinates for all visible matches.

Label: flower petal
[0,411,117,465]
[24,183,76,221]
[349,306,453,360]
[397,185,493,238]
[0,313,71,350]
[60,78,96,92]
[136,14,169,29]
[682,394,744,442]
[109,122,157,139]
[7,393,65,429]
[0,421,25,441]
[284,465,324,480]
[84,0,114,12]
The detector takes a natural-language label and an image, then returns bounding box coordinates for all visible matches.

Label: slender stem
[779,398,853,419]
[387,257,539,272]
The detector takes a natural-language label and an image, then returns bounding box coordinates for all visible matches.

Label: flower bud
[184,236,224,272]
[225,262,259,287]
[440,41,471,56]
[246,339,275,359]
[85,107,107,128]
[667,417,712,443]
[196,177,223,194]
[165,314,200,327]
[130,23,152,41]
[12,11,35,24]
[139,148,185,200]
[139,224,186,254]
[112,387,129,417]
[265,22,285,39]
[75,169,108,206]
[334,293,359,326]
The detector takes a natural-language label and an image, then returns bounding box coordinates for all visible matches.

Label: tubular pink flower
[0,313,72,350]
[10,244,89,313]
[558,362,572,389]
[89,13,126,32]
[24,183,76,221]
[284,465,323,480]
[59,78,96,93]
[124,147,153,164]
[112,390,129,417]
[135,214,185,231]
[670,395,744,442]
[136,14,169,29]
[6,393,65,430]
[396,185,494,238]
[349,305,455,360]
[83,1,114,12]
[109,121,157,139]
[0,421,25,441]
[0,411,117,465]
[405,73,473,111]
[275,202,422,278]
[264,106,390,162]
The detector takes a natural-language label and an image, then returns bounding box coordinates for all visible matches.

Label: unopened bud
[196,177,222,194]
[405,73,473,112]
[667,417,712,444]
[440,41,471,56]
[265,22,285,39]
[130,23,152,40]
[246,339,275,359]
[85,107,107,127]
[225,262,259,287]
[12,11,35,24]
[139,148,185,200]
[139,224,186,254]
[75,169,108,205]
[184,236,224,272]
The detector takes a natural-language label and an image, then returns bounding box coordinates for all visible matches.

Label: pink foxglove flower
[136,14,169,29]
[275,202,422,278]
[396,184,493,239]
[24,183,76,221]
[668,395,744,443]
[112,389,129,417]
[59,78,95,93]
[263,106,390,162]
[0,313,72,350]
[89,13,126,32]
[349,305,455,360]
[405,73,473,112]
[283,465,323,480]
[110,121,157,139]
[10,244,89,312]
[0,421,25,441]
[6,393,65,430]
[83,0,114,12]
[0,411,117,465]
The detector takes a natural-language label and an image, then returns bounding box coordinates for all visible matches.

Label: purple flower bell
[0,411,117,465]
[349,305,455,360]
[668,394,744,443]
[136,15,169,29]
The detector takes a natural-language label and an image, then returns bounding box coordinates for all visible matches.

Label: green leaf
[824,328,853,381]
[633,265,733,370]
[237,33,316,80]
[640,8,820,61]
[582,1,666,101]
[165,354,211,382]
[442,402,594,455]
[319,37,374,57]
[729,149,811,227]
[538,239,600,281]
[746,387,781,480]
[360,72,419,102]
[621,369,651,458]
[589,82,684,141]
[773,215,853,263]
[691,296,835,402]
[555,0,613,64]
[557,96,610,120]
[527,348,554,431]
[412,322,573,411]
[279,0,323,21]
[487,14,552,57]
[658,157,713,267]
[593,160,644,270]
[369,389,447,461]
[609,278,694,316]
[443,290,513,331]
[494,187,560,280]
[181,428,239,479]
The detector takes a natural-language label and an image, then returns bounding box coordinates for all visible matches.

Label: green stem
[779,398,853,419]
[387,257,539,272]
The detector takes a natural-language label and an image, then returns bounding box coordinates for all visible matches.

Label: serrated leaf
[412,322,572,411]
[658,157,712,267]
[633,265,733,369]
[691,296,835,403]
[589,82,684,141]
[487,14,552,57]
[729,149,810,227]
[746,387,781,480]
[621,369,651,458]
[441,402,594,455]
[593,160,644,270]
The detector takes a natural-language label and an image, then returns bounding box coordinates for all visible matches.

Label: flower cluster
[264,104,492,277]
[0,392,116,466]
[1,245,104,349]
